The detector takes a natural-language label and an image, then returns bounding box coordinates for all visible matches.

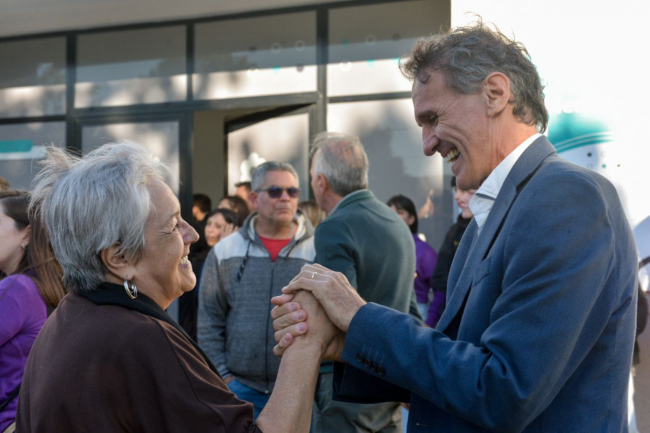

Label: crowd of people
[0,19,646,433]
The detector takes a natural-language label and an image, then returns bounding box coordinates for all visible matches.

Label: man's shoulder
[213,232,248,260]
[526,156,616,200]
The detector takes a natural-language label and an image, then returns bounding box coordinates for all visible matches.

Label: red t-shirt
[259,236,292,262]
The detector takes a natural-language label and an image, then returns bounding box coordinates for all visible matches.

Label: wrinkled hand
[271,292,345,361]
[221,223,238,240]
[274,291,338,357]
[282,264,365,332]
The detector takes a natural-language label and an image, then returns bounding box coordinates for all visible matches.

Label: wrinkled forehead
[147,179,180,223]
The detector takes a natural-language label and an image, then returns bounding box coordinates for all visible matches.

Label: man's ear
[483,72,510,118]
[100,243,135,281]
[249,190,259,211]
[317,174,329,194]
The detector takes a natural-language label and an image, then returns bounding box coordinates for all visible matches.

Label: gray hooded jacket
[198,212,315,393]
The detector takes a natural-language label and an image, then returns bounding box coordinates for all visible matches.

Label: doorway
[192,103,316,208]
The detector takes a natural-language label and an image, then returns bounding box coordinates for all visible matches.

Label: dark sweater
[16,292,260,433]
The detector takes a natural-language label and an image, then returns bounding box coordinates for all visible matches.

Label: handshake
[271,264,367,361]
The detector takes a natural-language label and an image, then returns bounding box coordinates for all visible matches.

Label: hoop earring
[123,279,138,299]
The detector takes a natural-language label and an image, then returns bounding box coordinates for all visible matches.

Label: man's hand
[282,263,366,332]
[271,292,346,361]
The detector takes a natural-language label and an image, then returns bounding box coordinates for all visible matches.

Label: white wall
[452,0,650,238]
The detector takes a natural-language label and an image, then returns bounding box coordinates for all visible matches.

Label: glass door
[225,104,315,201]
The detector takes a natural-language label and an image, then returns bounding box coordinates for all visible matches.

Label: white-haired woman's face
[132,179,199,307]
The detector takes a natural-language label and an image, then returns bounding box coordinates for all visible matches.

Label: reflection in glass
[328,99,449,248]
[0,38,66,118]
[81,122,180,194]
[194,12,317,99]
[0,122,65,189]
[228,113,309,199]
[328,0,450,96]
[76,27,186,107]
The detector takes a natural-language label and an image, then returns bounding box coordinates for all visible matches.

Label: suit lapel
[436,136,557,334]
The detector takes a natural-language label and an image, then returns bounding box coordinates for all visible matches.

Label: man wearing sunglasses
[198,161,316,420]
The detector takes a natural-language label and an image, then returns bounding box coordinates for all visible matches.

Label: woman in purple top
[388,195,438,322]
[0,191,65,432]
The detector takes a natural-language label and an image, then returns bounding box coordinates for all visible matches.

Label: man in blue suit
[272,22,638,432]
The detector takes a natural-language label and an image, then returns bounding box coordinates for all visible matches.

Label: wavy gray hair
[251,161,299,192]
[400,20,548,132]
[29,141,172,294]
[310,132,369,197]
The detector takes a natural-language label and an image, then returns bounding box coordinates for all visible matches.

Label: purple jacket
[0,274,46,431]
[413,234,437,304]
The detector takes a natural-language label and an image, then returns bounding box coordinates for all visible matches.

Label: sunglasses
[258,186,301,199]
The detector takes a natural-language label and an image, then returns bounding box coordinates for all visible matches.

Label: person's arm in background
[426,226,456,327]
[197,249,233,382]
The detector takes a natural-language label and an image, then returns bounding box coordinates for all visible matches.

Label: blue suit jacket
[333,137,638,432]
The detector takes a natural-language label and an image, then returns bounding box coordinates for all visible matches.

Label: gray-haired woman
[17,142,336,433]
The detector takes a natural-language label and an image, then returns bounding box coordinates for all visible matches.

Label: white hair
[310,132,369,197]
[29,141,172,293]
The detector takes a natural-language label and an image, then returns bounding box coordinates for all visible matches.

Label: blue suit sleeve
[338,171,636,432]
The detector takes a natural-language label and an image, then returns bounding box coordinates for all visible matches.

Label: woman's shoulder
[0,273,41,298]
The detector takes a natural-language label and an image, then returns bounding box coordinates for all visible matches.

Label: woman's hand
[271,291,346,362]
[221,223,238,240]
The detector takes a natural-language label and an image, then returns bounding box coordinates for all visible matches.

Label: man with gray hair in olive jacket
[305,132,420,433]
[198,161,315,419]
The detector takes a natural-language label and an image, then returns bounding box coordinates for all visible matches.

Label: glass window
[194,12,317,100]
[0,38,66,118]
[0,122,66,189]
[227,112,310,200]
[328,99,451,248]
[81,121,180,194]
[328,0,450,96]
[76,27,186,107]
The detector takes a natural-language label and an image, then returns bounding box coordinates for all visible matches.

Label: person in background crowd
[298,200,327,229]
[295,132,419,433]
[17,142,336,433]
[204,208,238,248]
[199,162,316,420]
[0,175,9,192]
[219,195,250,228]
[387,194,437,323]
[0,190,65,432]
[235,181,252,211]
[426,177,475,327]
[417,189,435,220]
[180,193,212,340]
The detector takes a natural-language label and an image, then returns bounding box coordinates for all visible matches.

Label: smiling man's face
[413,70,501,190]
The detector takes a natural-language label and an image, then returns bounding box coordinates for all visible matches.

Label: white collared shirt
[469,133,542,233]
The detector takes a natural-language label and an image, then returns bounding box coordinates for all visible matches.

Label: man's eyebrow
[416,110,436,121]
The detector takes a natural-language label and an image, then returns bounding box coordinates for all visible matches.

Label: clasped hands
[271,264,366,361]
